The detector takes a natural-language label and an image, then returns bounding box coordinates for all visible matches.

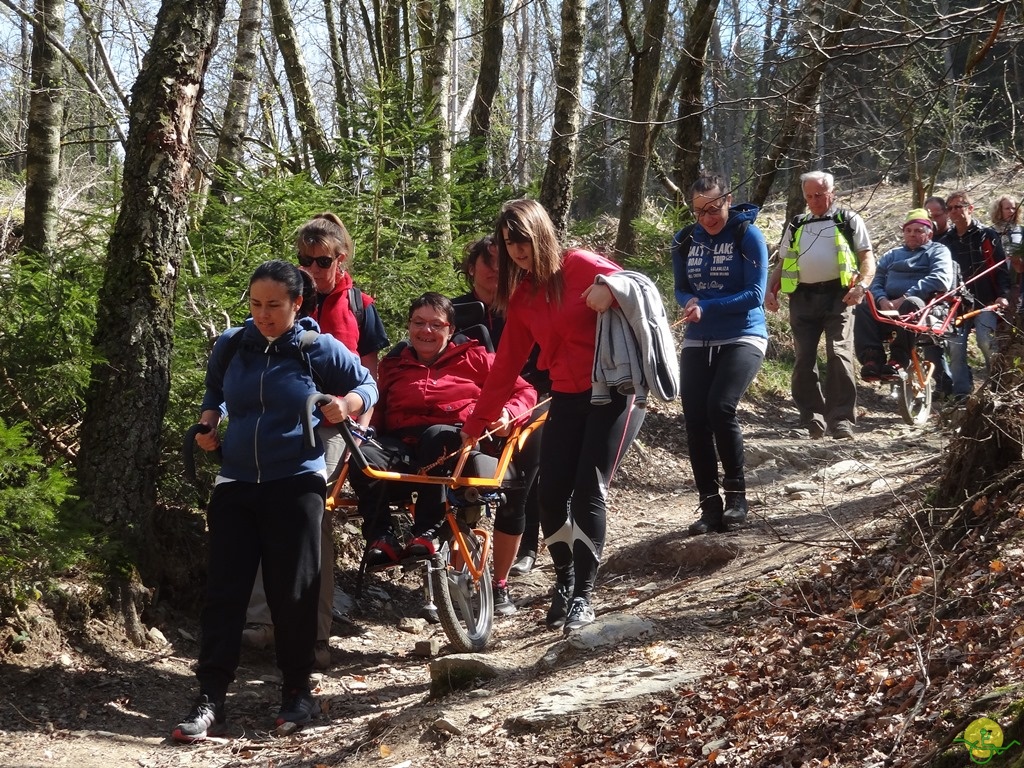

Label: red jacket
[372,338,537,438]
[463,248,621,439]
[313,270,373,352]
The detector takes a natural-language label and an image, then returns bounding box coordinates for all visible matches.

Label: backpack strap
[348,285,366,330]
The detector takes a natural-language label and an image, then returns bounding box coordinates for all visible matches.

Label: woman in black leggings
[462,199,645,633]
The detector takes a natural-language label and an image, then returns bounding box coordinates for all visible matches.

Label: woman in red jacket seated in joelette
[347,293,537,601]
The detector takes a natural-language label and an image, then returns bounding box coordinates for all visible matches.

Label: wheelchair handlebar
[304,393,334,449]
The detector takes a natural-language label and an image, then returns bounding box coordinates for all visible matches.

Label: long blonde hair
[990,195,1022,227]
[493,199,564,311]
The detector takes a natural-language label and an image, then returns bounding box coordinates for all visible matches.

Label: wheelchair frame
[861,258,1004,424]
[305,393,547,653]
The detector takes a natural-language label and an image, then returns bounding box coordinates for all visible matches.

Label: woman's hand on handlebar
[195,410,221,452]
[320,394,357,424]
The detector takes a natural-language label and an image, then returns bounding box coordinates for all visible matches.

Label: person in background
[672,175,768,535]
[854,208,955,380]
[989,195,1024,309]
[347,293,537,617]
[173,260,377,742]
[461,199,646,635]
[242,212,389,669]
[924,196,950,238]
[938,191,1009,398]
[452,235,549,581]
[765,171,875,440]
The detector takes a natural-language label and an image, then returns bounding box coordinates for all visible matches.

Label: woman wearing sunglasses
[295,212,390,378]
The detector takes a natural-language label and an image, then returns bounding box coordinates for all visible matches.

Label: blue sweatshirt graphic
[672,204,769,342]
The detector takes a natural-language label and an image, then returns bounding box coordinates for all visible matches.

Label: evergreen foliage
[0,418,85,618]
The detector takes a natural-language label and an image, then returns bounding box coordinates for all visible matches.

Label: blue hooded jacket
[672,203,769,343]
[200,316,378,483]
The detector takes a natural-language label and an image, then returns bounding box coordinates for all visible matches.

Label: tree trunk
[22,0,64,256]
[324,0,355,181]
[267,0,335,181]
[614,0,669,260]
[539,0,586,237]
[468,0,504,175]
[513,0,530,187]
[76,0,226,645]
[670,0,720,198]
[418,0,455,257]
[750,0,863,207]
[211,0,262,202]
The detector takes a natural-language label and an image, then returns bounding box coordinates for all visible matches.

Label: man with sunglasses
[938,191,1010,399]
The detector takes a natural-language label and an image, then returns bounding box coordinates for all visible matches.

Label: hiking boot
[830,421,854,440]
[313,640,331,670]
[403,527,439,558]
[563,597,596,634]
[721,478,748,529]
[365,534,401,568]
[492,579,517,616]
[880,360,902,379]
[509,550,536,576]
[789,421,825,439]
[275,687,316,727]
[241,623,274,650]
[172,695,226,743]
[688,492,724,536]
[546,570,575,630]
[860,360,881,381]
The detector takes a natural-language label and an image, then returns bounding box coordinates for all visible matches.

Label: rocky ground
[9,382,1017,768]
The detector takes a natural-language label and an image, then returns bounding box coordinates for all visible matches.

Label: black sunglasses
[298,254,336,269]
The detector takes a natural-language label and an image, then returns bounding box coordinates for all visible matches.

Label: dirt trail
[0,391,948,768]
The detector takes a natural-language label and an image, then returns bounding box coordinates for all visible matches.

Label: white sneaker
[241,623,274,650]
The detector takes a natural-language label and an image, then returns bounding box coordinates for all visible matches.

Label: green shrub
[0,418,85,618]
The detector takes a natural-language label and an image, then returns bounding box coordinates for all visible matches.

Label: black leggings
[680,343,764,495]
[540,389,644,599]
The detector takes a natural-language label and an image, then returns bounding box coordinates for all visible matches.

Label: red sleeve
[462,304,534,439]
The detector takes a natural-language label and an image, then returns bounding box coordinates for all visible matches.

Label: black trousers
[196,473,325,701]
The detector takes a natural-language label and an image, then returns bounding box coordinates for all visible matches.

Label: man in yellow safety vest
[765,171,875,440]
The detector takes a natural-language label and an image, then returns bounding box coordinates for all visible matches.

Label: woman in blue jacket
[173,260,378,742]
[672,175,768,535]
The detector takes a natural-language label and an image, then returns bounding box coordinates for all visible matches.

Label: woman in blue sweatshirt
[173,260,378,742]
[672,175,769,535]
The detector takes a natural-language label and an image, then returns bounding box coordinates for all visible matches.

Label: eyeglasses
[695,204,726,219]
[805,192,831,199]
[947,204,969,211]
[410,320,450,333]
[298,254,337,269]
[903,227,931,235]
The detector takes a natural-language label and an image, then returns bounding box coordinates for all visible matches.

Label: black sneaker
[172,695,226,743]
[563,596,596,634]
[492,580,517,616]
[546,580,574,629]
[276,687,316,727]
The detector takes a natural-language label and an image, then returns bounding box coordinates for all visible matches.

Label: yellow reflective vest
[780,211,859,293]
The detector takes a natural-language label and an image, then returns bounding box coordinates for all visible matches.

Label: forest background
[0,0,1022,645]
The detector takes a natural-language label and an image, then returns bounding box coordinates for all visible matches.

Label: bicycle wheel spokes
[430,518,493,652]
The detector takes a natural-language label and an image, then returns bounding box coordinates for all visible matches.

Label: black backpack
[217,327,323,389]
[786,208,858,252]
